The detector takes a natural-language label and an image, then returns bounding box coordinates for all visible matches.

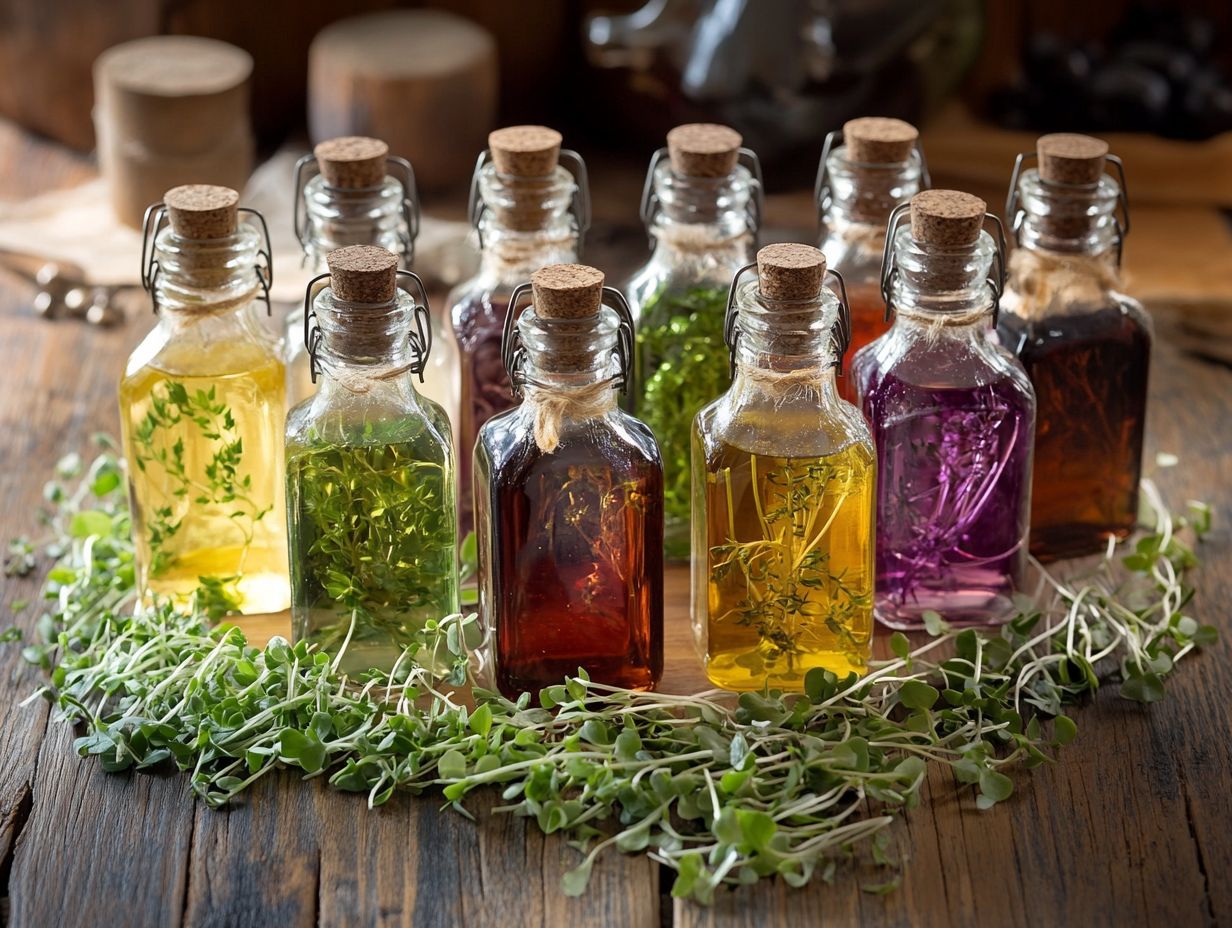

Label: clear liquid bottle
[286,245,458,675]
[693,244,876,690]
[448,126,589,534]
[120,185,289,615]
[816,117,926,404]
[627,123,762,561]
[998,133,1150,561]
[852,190,1035,629]
[289,136,460,426]
[475,264,663,698]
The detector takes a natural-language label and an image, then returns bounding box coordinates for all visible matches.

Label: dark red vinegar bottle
[474,264,663,697]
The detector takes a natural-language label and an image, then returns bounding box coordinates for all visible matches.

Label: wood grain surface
[0,118,1229,927]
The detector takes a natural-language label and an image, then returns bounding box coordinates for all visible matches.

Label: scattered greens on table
[4,435,1217,904]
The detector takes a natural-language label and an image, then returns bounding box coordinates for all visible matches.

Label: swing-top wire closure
[722,263,853,379]
[878,204,1008,326]
[637,146,765,249]
[813,129,931,217]
[140,204,273,316]
[291,154,421,267]
[1004,150,1130,267]
[300,269,433,386]
[499,283,635,399]
[466,148,592,256]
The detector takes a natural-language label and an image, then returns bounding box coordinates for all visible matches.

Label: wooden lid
[314,136,389,188]
[164,185,239,239]
[666,123,742,178]
[489,125,562,178]
[531,264,604,319]
[842,117,918,164]
[1037,133,1109,185]
[910,190,986,247]
[757,243,826,301]
[327,245,399,303]
[96,36,252,98]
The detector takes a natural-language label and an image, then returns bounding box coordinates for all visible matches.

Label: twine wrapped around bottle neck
[1006,247,1121,321]
[522,380,617,453]
[735,362,832,407]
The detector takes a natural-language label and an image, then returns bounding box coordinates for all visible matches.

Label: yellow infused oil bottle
[119,185,289,615]
[692,244,875,690]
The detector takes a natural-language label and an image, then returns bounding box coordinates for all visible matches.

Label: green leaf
[978,769,1014,805]
[438,749,467,780]
[900,679,940,710]
[1120,672,1165,703]
[737,809,776,851]
[69,511,112,538]
[889,632,910,660]
[1053,715,1078,745]
[561,859,593,897]
[469,703,492,738]
[922,610,950,636]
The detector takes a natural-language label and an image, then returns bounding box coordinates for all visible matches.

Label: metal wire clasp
[301,269,433,385]
[814,129,931,217]
[638,146,764,248]
[879,205,1008,324]
[723,263,853,376]
[1005,150,1130,267]
[467,149,592,256]
[292,154,421,266]
[500,283,634,398]
[140,203,273,315]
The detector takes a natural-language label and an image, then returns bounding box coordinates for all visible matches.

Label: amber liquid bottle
[475,265,663,697]
[998,134,1150,560]
[449,126,587,534]
[817,117,926,404]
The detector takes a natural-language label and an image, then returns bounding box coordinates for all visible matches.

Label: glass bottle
[289,136,460,426]
[449,126,589,534]
[627,123,762,561]
[998,133,1150,561]
[816,117,926,404]
[693,244,875,691]
[475,264,663,698]
[852,190,1035,629]
[120,185,289,615]
[286,245,458,675]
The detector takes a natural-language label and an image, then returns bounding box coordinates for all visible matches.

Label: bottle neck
[730,278,842,380]
[303,174,408,268]
[516,306,621,392]
[820,147,923,234]
[152,225,264,318]
[887,227,998,331]
[310,288,424,389]
[1014,169,1121,259]
[646,162,757,261]
[477,164,579,283]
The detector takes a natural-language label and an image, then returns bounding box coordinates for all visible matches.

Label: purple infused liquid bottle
[854,190,1035,629]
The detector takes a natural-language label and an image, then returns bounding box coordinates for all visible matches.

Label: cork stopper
[666,123,742,178]
[910,190,986,247]
[843,117,918,165]
[755,244,826,302]
[1037,133,1109,186]
[327,245,399,303]
[489,125,562,178]
[163,184,240,239]
[531,264,604,320]
[315,136,389,188]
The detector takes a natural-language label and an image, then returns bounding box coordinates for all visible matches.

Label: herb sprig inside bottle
[286,245,458,675]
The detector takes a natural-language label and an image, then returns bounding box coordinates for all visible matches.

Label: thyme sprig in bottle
[119,185,289,615]
[627,123,762,560]
[693,244,875,690]
[286,245,458,674]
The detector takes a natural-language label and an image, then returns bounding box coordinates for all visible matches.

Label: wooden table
[1,119,1230,928]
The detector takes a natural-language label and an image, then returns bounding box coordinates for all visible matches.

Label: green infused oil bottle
[692,244,875,690]
[120,185,288,615]
[286,245,458,674]
[627,124,762,560]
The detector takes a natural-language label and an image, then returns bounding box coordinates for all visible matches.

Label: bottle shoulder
[287,380,453,461]
[479,404,662,476]
[124,307,283,380]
